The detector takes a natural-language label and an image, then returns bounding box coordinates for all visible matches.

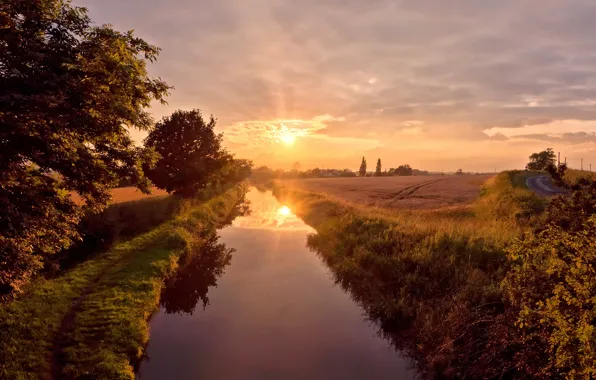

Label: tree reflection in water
[160,197,251,315]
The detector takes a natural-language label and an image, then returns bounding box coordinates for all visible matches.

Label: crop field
[70,187,169,205]
[281,175,494,209]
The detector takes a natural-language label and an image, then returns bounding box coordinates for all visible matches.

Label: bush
[503,179,596,378]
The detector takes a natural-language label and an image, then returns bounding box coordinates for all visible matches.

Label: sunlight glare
[278,205,292,216]
[280,132,296,145]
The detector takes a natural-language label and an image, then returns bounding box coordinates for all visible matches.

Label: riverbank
[0,184,248,380]
[272,172,545,378]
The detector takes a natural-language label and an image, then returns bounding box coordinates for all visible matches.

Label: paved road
[526,175,567,196]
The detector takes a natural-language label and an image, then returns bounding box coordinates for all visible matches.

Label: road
[526,175,567,196]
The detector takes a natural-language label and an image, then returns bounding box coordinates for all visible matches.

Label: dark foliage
[395,164,413,176]
[145,109,252,197]
[526,148,556,171]
[375,158,382,176]
[0,0,169,298]
[160,234,233,315]
[359,156,367,177]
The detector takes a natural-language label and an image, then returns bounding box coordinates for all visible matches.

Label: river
[137,188,415,380]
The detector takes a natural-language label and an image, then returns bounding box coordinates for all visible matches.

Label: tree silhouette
[526,148,557,171]
[359,157,367,177]
[375,159,382,176]
[160,234,234,315]
[145,109,251,197]
[396,164,413,176]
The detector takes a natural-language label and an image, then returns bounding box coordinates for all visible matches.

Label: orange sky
[80,0,596,172]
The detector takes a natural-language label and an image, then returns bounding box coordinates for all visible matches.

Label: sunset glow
[280,133,296,146]
[87,0,596,171]
[278,205,291,216]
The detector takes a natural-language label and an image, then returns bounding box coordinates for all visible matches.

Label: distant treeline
[251,164,429,182]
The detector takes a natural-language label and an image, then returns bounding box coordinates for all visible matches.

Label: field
[70,186,169,205]
[281,175,494,209]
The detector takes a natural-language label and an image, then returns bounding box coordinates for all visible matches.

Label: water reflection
[160,197,251,316]
[160,234,234,315]
[138,189,414,380]
[230,190,312,231]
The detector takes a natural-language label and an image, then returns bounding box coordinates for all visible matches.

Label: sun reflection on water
[230,190,313,231]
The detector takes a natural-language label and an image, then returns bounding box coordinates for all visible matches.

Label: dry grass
[281,174,494,210]
[565,168,596,183]
[70,187,169,205]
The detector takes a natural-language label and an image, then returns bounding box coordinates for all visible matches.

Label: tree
[455,168,464,175]
[144,110,251,197]
[340,169,357,177]
[375,158,382,176]
[359,157,367,177]
[0,0,169,298]
[526,148,556,170]
[395,164,413,176]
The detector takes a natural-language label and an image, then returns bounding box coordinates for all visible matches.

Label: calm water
[137,189,414,380]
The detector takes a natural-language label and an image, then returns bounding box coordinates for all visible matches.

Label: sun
[278,205,292,216]
[280,132,296,145]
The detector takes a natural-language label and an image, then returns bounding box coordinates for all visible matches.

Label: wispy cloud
[79,0,596,170]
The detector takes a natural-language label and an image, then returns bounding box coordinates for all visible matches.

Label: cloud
[78,0,596,169]
[487,133,509,141]
[223,115,342,147]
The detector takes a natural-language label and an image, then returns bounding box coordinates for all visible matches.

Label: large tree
[526,148,556,170]
[0,0,169,297]
[359,157,367,177]
[145,109,251,197]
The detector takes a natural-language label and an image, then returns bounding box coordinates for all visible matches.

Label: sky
[78,0,596,172]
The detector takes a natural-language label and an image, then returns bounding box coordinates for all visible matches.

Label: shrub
[503,178,596,378]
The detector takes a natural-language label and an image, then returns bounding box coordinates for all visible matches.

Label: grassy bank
[564,168,596,183]
[0,184,247,380]
[273,172,544,378]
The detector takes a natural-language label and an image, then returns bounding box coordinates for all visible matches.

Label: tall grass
[564,168,596,183]
[0,184,248,380]
[274,172,544,378]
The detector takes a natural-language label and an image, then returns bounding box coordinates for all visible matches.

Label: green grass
[273,172,544,378]
[0,184,247,380]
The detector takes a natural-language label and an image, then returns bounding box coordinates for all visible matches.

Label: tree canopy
[526,148,556,170]
[359,157,367,177]
[395,164,413,176]
[0,0,170,297]
[145,109,252,197]
[375,159,382,176]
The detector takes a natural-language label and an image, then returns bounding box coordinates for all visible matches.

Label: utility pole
[558,152,560,166]
[565,157,567,165]
[581,158,583,171]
